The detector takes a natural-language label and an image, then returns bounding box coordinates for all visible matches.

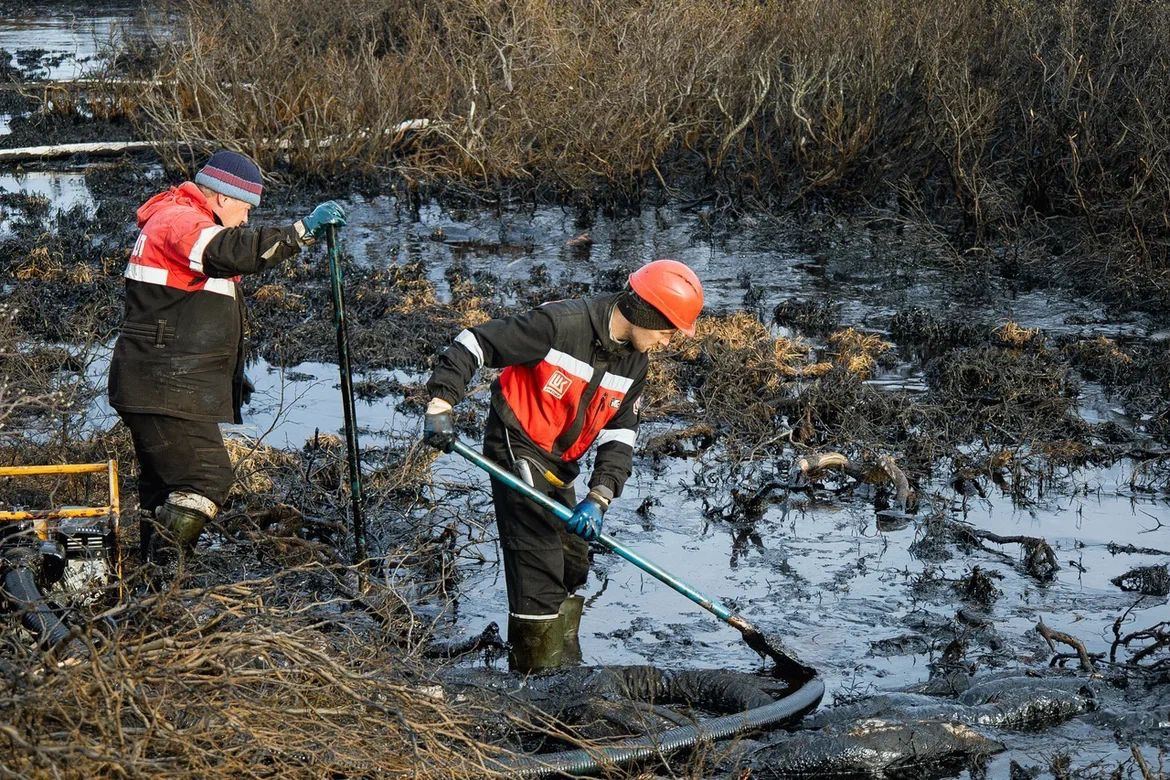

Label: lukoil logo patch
[542,370,571,399]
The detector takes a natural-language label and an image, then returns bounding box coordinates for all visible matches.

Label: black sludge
[441,664,813,742]
[814,687,1095,734]
[1086,705,1170,742]
[810,679,1096,733]
[585,665,780,711]
[739,719,1005,777]
[955,676,1098,729]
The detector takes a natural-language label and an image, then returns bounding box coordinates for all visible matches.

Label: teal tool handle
[327,225,366,563]
[451,440,734,621]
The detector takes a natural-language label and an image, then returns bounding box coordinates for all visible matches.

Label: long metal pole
[451,439,815,682]
[326,225,366,563]
[453,440,736,619]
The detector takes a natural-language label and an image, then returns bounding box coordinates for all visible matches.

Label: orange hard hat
[628,259,704,336]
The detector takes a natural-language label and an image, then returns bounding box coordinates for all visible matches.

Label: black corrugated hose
[494,675,825,777]
[2,565,87,659]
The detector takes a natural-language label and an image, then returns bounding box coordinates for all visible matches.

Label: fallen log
[0,120,433,164]
[0,78,165,93]
[0,140,155,162]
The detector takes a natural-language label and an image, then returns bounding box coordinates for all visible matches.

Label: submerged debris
[791,450,914,510]
[1111,564,1170,598]
[956,566,1002,607]
[773,298,841,336]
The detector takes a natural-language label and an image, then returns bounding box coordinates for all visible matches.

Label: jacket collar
[587,292,632,355]
[177,182,221,222]
[136,181,219,228]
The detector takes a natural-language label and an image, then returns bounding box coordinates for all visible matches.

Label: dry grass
[365,442,440,497]
[250,282,306,312]
[1063,335,1134,384]
[223,435,302,498]
[446,271,494,328]
[826,328,892,380]
[0,565,512,778]
[13,245,65,282]
[646,313,904,455]
[924,344,1082,449]
[658,313,818,454]
[994,321,1042,349]
[642,357,687,420]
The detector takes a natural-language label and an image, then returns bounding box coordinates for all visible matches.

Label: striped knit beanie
[195,150,263,206]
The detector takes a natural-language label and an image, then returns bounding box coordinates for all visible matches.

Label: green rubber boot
[508,613,565,673]
[559,595,585,666]
[149,501,210,566]
[158,502,208,549]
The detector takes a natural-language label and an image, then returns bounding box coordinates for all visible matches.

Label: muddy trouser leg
[559,527,589,665]
[119,412,234,559]
[484,420,582,671]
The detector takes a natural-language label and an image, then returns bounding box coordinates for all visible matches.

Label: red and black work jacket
[427,293,647,498]
[107,182,301,422]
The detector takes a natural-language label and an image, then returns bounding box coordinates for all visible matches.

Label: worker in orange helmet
[423,259,704,672]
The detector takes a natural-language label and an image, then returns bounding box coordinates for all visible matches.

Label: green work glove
[301,201,347,240]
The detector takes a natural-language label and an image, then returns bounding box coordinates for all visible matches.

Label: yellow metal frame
[0,460,123,588]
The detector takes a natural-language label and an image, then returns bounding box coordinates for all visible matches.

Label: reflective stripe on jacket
[107,182,301,422]
[426,293,647,498]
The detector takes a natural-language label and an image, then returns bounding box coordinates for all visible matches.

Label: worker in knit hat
[108,149,346,573]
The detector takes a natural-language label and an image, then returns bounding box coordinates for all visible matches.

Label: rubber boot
[148,501,211,573]
[507,613,565,673]
[559,595,585,666]
[158,502,208,550]
[137,509,156,564]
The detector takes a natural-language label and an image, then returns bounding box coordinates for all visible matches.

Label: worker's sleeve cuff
[294,220,314,246]
[586,481,615,504]
[432,390,460,406]
[426,397,453,414]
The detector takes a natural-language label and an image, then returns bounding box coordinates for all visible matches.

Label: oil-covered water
[211,196,1168,775]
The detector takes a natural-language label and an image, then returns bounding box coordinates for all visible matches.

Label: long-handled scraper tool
[452,439,816,681]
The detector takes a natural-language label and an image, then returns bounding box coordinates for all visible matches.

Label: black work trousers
[483,411,590,616]
[119,412,234,512]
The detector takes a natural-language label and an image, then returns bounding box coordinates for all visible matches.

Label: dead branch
[1036,618,1097,672]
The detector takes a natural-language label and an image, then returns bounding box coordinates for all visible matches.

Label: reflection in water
[0,2,145,81]
[0,171,96,231]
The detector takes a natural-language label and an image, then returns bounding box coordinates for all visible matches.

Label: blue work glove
[301,201,347,239]
[423,398,456,453]
[567,496,606,542]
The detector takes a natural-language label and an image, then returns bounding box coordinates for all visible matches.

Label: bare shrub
[134,0,1169,300]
